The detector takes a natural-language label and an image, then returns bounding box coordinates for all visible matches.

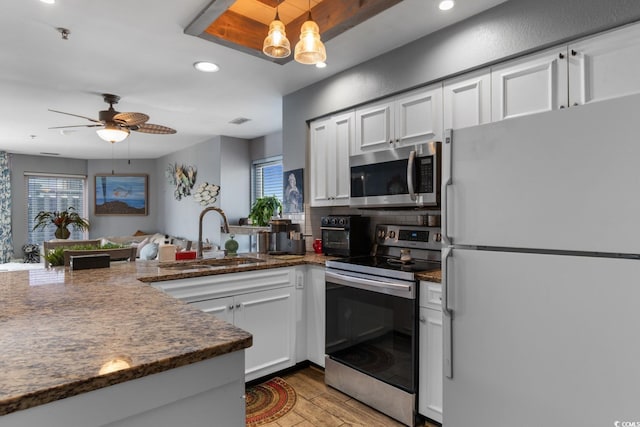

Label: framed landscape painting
[95,174,148,215]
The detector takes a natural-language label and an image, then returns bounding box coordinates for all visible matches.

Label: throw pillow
[22,244,40,263]
[139,242,159,260]
[135,237,151,258]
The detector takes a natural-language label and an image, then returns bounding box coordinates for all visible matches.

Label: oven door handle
[325,270,415,299]
[320,226,347,231]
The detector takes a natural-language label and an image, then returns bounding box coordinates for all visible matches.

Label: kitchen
[3,0,640,426]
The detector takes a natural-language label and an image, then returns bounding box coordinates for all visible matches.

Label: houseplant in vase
[33,206,90,239]
[248,196,282,227]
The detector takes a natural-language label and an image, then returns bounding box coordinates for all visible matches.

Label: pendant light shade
[263,10,291,58]
[294,6,326,65]
[96,123,129,143]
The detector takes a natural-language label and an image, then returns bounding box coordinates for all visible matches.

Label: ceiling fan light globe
[263,19,291,58]
[294,20,326,65]
[96,125,129,143]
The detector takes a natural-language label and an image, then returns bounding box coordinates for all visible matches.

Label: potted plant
[33,206,90,239]
[248,196,282,227]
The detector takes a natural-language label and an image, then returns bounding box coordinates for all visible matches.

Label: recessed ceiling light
[439,0,455,11]
[194,61,220,73]
[40,0,55,4]
[315,61,327,69]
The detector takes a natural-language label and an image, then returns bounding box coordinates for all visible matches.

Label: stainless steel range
[325,224,442,426]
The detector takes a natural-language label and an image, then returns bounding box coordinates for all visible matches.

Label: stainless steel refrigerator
[441,93,640,426]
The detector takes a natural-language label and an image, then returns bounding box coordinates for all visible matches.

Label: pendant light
[294,0,326,65]
[263,1,291,58]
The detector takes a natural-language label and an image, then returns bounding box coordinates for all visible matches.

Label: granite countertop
[0,266,252,417]
[0,251,438,417]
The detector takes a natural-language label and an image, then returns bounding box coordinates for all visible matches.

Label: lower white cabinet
[305,265,325,367]
[153,267,296,382]
[419,281,443,423]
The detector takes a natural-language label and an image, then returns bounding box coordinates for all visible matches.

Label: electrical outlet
[295,271,304,289]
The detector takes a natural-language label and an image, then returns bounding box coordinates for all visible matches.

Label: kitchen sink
[160,256,261,270]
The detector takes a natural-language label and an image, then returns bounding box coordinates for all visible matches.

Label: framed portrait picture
[283,168,303,214]
[95,174,148,215]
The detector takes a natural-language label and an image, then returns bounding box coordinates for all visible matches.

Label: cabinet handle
[558,52,565,59]
[573,102,579,106]
[571,49,578,56]
[228,305,234,310]
[419,315,426,323]
[560,105,565,109]
[389,140,393,144]
[235,303,241,309]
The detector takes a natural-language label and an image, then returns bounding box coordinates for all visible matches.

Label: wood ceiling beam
[190,0,402,64]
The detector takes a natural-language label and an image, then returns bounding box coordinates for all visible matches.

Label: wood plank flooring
[254,366,439,427]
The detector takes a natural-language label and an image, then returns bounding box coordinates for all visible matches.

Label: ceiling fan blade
[132,123,177,134]
[48,109,101,123]
[113,112,149,126]
[48,124,103,129]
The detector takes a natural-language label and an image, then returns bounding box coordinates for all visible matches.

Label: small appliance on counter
[320,215,370,257]
[268,219,305,255]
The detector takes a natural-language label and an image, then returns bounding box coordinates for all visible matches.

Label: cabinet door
[419,306,443,423]
[395,85,443,147]
[491,47,568,121]
[354,100,394,154]
[331,111,353,205]
[305,265,325,367]
[444,70,491,130]
[569,22,640,106]
[191,296,234,324]
[235,286,295,381]
[309,118,332,207]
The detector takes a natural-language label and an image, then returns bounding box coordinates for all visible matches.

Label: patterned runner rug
[246,377,297,426]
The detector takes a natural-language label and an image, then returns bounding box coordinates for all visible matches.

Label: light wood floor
[254,366,439,427]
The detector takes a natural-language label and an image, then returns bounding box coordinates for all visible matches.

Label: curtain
[0,152,12,263]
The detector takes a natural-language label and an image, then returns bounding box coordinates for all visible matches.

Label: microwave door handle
[407,150,417,201]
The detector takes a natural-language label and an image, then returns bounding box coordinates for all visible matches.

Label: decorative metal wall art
[166,163,197,200]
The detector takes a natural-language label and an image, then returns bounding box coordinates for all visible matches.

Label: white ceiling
[0,0,506,160]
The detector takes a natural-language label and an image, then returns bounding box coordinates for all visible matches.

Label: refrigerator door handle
[407,149,417,201]
[442,129,453,245]
[442,246,453,378]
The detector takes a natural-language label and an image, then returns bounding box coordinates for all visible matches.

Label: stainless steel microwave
[349,141,441,208]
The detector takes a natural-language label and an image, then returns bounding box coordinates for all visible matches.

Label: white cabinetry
[444,69,491,130]
[491,46,568,121]
[418,280,443,423]
[153,268,296,382]
[309,111,352,207]
[305,265,325,367]
[568,23,640,106]
[353,85,442,154]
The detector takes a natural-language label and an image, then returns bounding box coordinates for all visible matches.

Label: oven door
[325,269,417,393]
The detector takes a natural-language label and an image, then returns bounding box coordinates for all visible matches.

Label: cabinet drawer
[420,281,442,309]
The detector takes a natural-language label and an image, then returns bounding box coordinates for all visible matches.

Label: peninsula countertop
[0,264,252,417]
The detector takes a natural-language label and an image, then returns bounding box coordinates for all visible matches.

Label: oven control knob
[330,218,338,225]
[389,231,396,239]
[338,218,346,226]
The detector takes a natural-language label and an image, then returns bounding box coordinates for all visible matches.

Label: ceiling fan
[49,93,176,143]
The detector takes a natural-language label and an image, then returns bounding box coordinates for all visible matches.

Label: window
[26,173,88,244]
[251,156,283,204]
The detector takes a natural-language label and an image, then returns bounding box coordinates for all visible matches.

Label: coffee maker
[268,219,305,255]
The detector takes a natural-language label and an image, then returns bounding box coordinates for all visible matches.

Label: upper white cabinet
[353,84,443,154]
[443,69,491,130]
[491,46,568,121]
[568,23,640,106]
[309,111,352,207]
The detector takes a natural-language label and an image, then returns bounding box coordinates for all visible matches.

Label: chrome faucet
[197,207,231,258]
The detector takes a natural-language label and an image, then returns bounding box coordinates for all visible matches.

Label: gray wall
[10,154,88,255]
[282,0,640,170]
[250,131,283,162]
[87,159,159,238]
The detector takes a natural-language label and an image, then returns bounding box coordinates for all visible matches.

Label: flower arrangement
[193,182,220,206]
[166,163,197,200]
[32,206,90,239]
